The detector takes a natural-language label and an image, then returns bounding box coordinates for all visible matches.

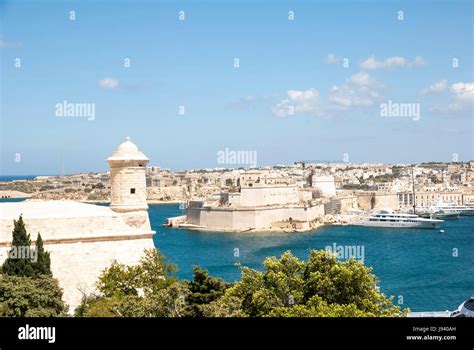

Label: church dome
[107,137,149,162]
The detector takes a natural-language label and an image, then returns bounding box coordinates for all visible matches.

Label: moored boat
[450,296,474,317]
[353,209,443,229]
[430,202,474,216]
[417,210,460,220]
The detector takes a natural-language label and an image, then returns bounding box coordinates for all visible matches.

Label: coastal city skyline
[1,0,473,175]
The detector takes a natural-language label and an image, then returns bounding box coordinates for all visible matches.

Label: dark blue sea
[1,198,472,312]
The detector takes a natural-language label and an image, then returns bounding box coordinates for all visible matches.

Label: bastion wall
[187,204,325,231]
[0,237,154,312]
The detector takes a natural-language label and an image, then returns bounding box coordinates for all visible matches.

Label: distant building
[311,175,336,197]
[398,190,464,207]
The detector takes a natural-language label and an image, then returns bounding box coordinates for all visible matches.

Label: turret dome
[107,137,149,162]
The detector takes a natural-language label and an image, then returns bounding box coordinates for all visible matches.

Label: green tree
[96,261,142,298]
[2,216,34,277]
[77,248,408,318]
[96,248,177,298]
[136,283,188,317]
[200,295,244,317]
[268,296,371,317]
[76,248,180,317]
[183,266,230,317]
[302,250,399,316]
[33,233,52,276]
[207,250,407,317]
[76,283,189,317]
[75,294,116,317]
[223,252,305,317]
[0,275,67,317]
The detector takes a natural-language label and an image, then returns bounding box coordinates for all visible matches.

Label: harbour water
[150,204,474,312]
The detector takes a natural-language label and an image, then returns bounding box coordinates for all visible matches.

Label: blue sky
[1,0,473,175]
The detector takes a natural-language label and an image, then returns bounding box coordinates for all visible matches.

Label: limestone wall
[187,204,325,231]
[0,211,152,242]
[110,165,148,211]
[339,195,359,213]
[0,200,155,314]
[239,185,300,207]
[312,176,336,197]
[357,193,399,211]
[0,237,155,313]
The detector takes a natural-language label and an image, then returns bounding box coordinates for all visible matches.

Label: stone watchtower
[107,137,152,230]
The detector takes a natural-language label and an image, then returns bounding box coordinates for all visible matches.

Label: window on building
[130,188,136,194]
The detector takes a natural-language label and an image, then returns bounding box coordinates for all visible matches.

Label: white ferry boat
[431,202,474,216]
[353,210,443,229]
[413,207,460,220]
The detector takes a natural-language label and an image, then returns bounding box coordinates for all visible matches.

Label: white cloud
[429,82,474,113]
[420,79,448,95]
[413,56,426,66]
[325,53,340,64]
[98,77,120,90]
[272,72,384,117]
[360,56,425,70]
[348,71,376,87]
[451,82,474,101]
[361,56,406,70]
[272,88,324,117]
[328,72,383,108]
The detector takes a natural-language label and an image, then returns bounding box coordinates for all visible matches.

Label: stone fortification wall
[357,193,399,211]
[187,204,324,231]
[339,195,359,213]
[0,237,154,312]
[0,200,154,314]
[239,185,300,207]
[0,205,152,242]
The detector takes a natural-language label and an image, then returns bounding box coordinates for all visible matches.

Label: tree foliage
[0,216,64,316]
[183,266,230,317]
[2,216,51,277]
[2,216,34,277]
[0,275,67,317]
[33,233,52,276]
[78,248,407,318]
[76,248,183,317]
[97,248,177,298]
[205,250,407,317]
